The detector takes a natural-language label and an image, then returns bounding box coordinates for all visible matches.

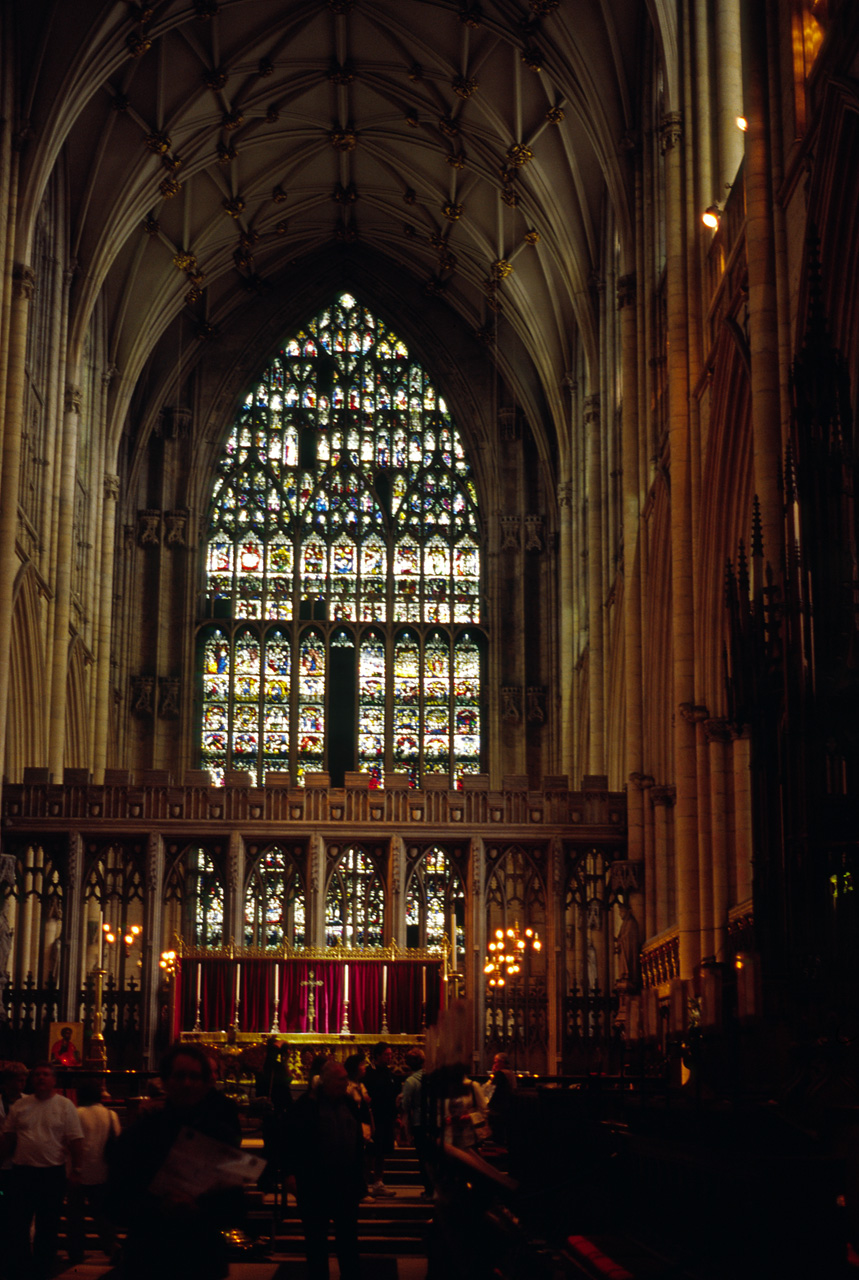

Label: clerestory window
[198,292,484,787]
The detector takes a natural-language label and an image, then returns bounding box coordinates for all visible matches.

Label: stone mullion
[307,832,325,948]
[470,835,485,1070]
[389,834,406,948]
[142,832,165,1069]
[0,264,34,784]
[62,831,84,1019]
[48,381,83,778]
[662,111,700,979]
[226,830,245,946]
[584,394,605,774]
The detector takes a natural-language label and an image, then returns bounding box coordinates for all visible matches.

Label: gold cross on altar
[301,967,324,1031]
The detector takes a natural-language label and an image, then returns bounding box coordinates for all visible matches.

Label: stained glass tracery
[199,292,484,786]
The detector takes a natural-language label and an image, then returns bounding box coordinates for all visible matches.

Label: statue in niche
[614,901,641,992]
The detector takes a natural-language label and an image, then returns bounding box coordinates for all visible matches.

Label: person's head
[30,1062,57,1099]
[492,1052,509,1072]
[306,1052,329,1090]
[319,1059,348,1100]
[76,1078,103,1107]
[0,1062,28,1099]
[372,1041,393,1067]
[344,1052,366,1082]
[58,1026,73,1042]
[405,1049,424,1073]
[160,1042,215,1109]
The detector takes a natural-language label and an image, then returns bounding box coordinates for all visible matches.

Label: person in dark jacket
[287,1058,365,1280]
[363,1041,400,1197]
[107,1042,242,1280]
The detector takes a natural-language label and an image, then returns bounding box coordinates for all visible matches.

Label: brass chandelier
[483,922,542,988]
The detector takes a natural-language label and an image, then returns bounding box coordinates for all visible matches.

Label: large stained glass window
[198,292,484,786]
[163,845,225,948]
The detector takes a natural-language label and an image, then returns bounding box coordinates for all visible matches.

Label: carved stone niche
[131,675,155,716]
[524,515,543,552]
[137,510,161,547]
[501,685,522,723]
[160,406,193,439]
[500,516,520,551]
[526,685,546,724]
[158,677,180,719]
[164,510,188,547]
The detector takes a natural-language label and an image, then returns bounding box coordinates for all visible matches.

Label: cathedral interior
[1,6,858,1257]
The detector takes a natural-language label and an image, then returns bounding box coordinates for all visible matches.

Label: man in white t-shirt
[0,1061,84,1279]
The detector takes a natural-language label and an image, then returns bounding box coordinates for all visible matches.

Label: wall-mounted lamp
[736,116,748,132]
[702,204,722,230]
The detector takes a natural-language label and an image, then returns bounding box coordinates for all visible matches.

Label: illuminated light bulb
[495,928,504,939]
[506,927,514,937]
[702,204,721,229]
[131,925,141,936]
[533,939,542,951]
[525,928,533,937]
[103,923,111,933]
[106,933,115,944]
[124,935,133,946]
[497,978,505,987]
[736,115,748,131]
[484,963,495,974]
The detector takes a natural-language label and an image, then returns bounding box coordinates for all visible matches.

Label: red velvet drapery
[175,956,441,1034]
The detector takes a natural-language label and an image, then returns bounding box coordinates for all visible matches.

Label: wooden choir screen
[173,953,443,1038]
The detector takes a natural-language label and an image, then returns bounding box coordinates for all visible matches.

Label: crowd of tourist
[0,1044,517,1280]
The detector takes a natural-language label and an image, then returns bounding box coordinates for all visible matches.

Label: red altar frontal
[170,943,446,1039]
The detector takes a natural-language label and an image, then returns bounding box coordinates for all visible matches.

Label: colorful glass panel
[244,846,305,947]
[200,292,483,786]
[325,846,384,946]
[358,633,385,785]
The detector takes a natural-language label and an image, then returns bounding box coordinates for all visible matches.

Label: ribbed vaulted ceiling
[16,0,646,458]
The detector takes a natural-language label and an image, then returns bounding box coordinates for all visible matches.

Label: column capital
[651,783,676,807]
[64,384,83,415]
[617,273,637,308]
[704,717,733,743]
[12,263,36,301]
[583,393,600,424]
[660,112,683,153]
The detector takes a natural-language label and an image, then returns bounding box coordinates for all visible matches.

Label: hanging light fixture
[483,922,542,987]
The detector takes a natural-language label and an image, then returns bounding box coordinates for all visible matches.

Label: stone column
[651,785,677,935]
[715,0,744,195]
[548,836,563,1073]
[705,718,732,951]
[732,727,753,905]
[92,472,119,781]
[661,111,699,978]
[635,774,656,939]
[470,836,486,1070]
[389,834,406,948]
[744,0,784,576]
[225,831,245,946]
[0,264,34,784]
[307,832,326,947]
[584,393,605,773]
[557,479,574,777]
[48,382,83,779]
[618,274,645,881]
[62,832,84,1020]
[142,832,165,1068]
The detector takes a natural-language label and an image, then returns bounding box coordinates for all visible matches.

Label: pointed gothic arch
[197,292,486,789]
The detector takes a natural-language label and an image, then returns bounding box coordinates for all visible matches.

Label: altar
[170,942,446,1040]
